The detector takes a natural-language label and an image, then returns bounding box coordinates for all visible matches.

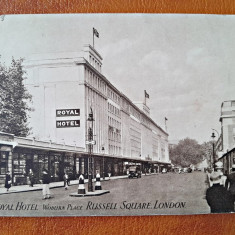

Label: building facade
[0,44,170,185]
[217,100,235,174]
[218,100,235,152]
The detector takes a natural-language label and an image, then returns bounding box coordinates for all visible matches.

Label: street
[0,172,210,216]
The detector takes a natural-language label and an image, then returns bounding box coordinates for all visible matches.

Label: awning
[0,140,18,148]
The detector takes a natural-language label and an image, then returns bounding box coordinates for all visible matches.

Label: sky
[0,14,235,143]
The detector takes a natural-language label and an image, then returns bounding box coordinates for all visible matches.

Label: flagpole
[144,90,146,105]
[93,29,94,48]
[165,118,168,132]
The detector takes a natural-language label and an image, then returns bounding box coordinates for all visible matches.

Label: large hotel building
[0,44,170,185]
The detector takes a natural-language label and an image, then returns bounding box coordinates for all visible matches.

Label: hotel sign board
[56,120,80,128]
[56,109,80,117]
[56,109,80,128]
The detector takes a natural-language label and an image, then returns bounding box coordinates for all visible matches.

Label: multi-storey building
[217,100,235,174]
[0,44,170,185]
[219,100,235,151]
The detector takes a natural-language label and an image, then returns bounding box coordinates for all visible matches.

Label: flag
[144,90,149,99]
[165,117,168,121]
[93,28,99,38]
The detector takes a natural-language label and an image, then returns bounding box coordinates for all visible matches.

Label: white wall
[26,64,86,147]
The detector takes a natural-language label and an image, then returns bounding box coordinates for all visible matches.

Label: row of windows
[131,139,141,149]
[85,67,157,135]
[130,128,141,139]
[141,116,150,127]
[153,144,158,151]
[121,99,130,113]
[109,145,121,155]
[89,55,101,72]
[223,101,235,108]
[85,68,106,94]
[108,103,121,117]
[107,87,154,133]
[109,131,121,143]
[130,106,141,121]
[108,116,121,130]
[107,88,120,104]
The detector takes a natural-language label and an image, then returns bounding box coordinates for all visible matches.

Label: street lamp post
[211,131,216,170]
[87,108,95,192]
[102,146,105,180]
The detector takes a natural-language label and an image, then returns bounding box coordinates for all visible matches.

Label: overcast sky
[1,14,235,143]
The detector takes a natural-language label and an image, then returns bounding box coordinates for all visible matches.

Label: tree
[200,141,214,168]
[169,138,204,167]
[0,58,32,136]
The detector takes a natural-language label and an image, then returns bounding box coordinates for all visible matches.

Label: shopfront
[11,147,80,185]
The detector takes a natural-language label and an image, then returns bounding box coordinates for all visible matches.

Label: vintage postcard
[0,14,235,217]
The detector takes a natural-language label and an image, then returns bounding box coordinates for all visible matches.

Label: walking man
[63,172,69,190]
[206,171,234,213]
[41,169,51,200]
[214,161,227,187]
[5,171,12,192]
[28,169,35,187]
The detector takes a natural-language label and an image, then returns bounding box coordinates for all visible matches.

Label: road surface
[0,171,210,216]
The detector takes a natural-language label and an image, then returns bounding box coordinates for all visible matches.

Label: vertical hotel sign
[56,109,80,128]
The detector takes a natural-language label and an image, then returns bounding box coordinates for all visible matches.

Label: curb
[0,176,128,195]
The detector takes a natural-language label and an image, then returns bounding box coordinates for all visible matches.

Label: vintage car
[128,166,142,178]
[187,167,192,173]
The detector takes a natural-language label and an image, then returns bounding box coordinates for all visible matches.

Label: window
[223,101,231,107]
[0,152,8,175]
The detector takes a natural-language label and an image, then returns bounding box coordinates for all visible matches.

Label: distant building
[216,100,235,156]
[217,100,235,174]
[219,100,235,151]
[168,140,179,150]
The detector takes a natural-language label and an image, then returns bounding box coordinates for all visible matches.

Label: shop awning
[0,140,18,148]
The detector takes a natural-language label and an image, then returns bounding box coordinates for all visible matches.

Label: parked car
[162,168,167,173]
[128,166,142,178]
[187,167,192,173]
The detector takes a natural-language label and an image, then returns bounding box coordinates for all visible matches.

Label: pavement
[0,175,128,195]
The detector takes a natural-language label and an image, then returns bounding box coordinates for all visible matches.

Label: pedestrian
[225,164,235,203]
[63,172,69,190]
[206,171,234,213]
[41,169,51,200]
[214,161,227,187]
[28,169,35,187]
[5,171,12,192]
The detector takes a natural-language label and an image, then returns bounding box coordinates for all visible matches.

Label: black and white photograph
[0,14,235,216]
